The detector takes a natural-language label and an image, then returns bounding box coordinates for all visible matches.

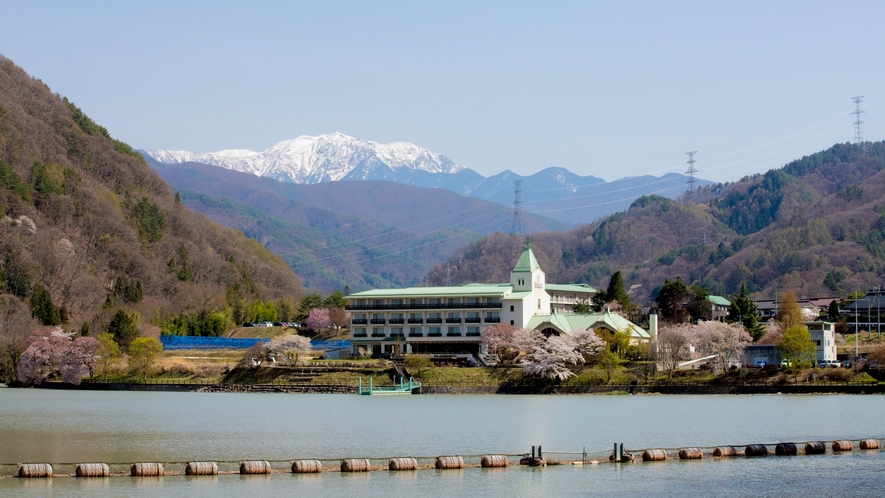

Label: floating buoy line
[3,438,881,479]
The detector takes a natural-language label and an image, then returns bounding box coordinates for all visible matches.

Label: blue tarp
[310,340,350,351]
[159,335,269,350]
[159,335,351,351]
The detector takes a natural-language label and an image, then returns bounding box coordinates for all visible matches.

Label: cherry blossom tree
[655,323,694,378]
[306,308,331,332]
[16,332,69,385]
[520,334,585,381]
[269,334,313,366]
[59,336,99,384]
[570,328,606,357]
[480,323,518,356]
[512,328,544,353]
[692,320,752,373]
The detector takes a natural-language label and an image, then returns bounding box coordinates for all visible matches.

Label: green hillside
[428,142,885,303]
[0,56,301,334]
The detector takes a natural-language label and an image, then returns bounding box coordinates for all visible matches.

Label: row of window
[352,326,481,338]
[351,297,500,306]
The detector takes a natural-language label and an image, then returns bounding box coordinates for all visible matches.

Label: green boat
[358,376,420,395]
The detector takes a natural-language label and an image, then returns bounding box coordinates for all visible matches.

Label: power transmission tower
[852,96,865,144]
[510,179,525,237]
[684,151,698,200]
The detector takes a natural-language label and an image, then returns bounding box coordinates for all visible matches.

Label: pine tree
[726,282,765,341]
[107,309,139,352]
[30,284,62,326]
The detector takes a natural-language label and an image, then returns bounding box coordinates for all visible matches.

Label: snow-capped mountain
[147,132,467,185]
[144,132,707,224]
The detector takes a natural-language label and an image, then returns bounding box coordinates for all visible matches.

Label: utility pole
[510,179,525,237]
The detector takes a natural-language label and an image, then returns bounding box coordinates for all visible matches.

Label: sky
[1,0,882,183]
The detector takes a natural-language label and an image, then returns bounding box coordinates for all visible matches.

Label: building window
[428,327,442,337]
[510,320,514,326]
[538,299,541,310]
[467,326,480,337]
[410,298,423,306]
[409,327,422,337]
[371,328,385,337]
[353,327,367,337]
[390,327,403,338]
[510,305,514,312]
[447,327,461,336]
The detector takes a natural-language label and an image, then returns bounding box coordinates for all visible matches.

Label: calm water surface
[1,389,883,496]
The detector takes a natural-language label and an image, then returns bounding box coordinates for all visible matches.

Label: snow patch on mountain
[146,132,465,184]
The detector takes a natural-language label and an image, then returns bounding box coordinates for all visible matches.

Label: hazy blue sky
[1,1,881,182]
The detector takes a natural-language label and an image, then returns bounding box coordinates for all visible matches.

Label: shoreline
[25,381,885,395]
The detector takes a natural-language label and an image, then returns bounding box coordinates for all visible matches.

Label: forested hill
[427,141,885,303]
[0,56,302,332]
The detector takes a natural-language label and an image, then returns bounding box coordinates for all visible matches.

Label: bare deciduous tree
[0,295,37,383]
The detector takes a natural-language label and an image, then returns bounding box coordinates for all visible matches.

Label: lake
[1,389,884,496]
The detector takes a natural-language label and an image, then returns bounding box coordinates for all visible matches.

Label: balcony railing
[446,332,462,337]
[346,303,502,311]
[389,334,406,341]
[370,319,386,325]
[445,318,462,323]
[427,332,442,337]
[465,332,481,337]
[407,318,423,324]
[484,317,501,323]
[389,318,405,324]
[464,317,481,323]
[426,318,442,324]
[353,333,368,338]
[408,332,423,337]
[371,333,386,337]
[351,319,368,325]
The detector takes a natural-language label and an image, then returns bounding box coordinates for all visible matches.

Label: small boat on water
[358,376,420,395]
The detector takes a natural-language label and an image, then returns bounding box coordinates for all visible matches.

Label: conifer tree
[30,284,62,326]
[726,282,765,341]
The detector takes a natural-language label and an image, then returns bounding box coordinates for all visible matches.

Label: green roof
[546,283,597,294]
[503,291,532,300]
[512,245,541,273]
[348,284,510,299]
[707,295,731,306]
[526,308,650,339]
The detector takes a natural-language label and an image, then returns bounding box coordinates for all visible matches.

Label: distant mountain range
[146,159,569,291]
[427,141,885,304]
[145,133,712,224]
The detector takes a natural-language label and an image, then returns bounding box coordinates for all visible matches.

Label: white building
[346,245,639,356]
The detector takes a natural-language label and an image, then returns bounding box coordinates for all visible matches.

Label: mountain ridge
[145,133,711,224]
[426,141,885,304]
